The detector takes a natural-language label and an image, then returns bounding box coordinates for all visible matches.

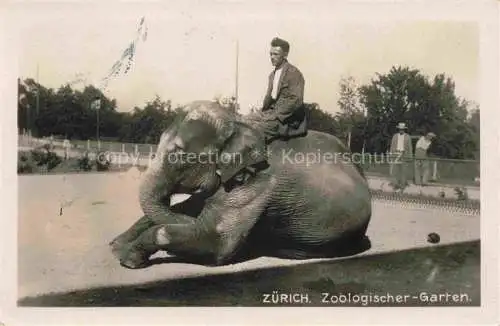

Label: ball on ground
[427,232,440,244]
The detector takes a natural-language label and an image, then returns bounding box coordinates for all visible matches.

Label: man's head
[425,132,436,140]
[396,122,407,134]
[270,37,290,68]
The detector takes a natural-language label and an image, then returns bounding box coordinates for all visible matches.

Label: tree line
[18,65,480,159]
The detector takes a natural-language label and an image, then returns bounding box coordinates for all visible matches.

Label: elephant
[110,100,372,269]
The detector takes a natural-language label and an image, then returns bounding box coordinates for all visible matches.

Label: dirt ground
[17,169,480,304]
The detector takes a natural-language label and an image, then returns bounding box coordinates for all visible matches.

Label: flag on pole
[98,16,148,92]
[137,16,148,41]
[121,42,136,60]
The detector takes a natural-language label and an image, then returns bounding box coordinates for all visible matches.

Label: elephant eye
[174,137,185,150]
[165,136,185,152]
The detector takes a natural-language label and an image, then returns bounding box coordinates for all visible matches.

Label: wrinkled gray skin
[110,100,372,268]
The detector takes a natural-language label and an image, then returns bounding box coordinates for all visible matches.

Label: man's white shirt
[271,66,283,100]
[416,136,432,151]
[396,133,405,151]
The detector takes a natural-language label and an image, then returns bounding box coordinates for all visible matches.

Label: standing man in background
[63,138,71,160]
[414,132,436,186]
[389,122,413,189]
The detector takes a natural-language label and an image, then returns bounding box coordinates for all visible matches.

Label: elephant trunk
[137,102,233,224]
[138,156,178,225]
[138,151,220,225]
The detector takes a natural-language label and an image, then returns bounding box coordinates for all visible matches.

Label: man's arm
[271,68,305,123]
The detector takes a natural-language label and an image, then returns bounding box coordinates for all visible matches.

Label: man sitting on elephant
[246,37,308,144]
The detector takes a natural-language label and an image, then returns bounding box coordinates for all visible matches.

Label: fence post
[388,152,393,176]
[87,139,90,151]
[134,144,139,156]
[432,160,438,180]
[122,143,125,153]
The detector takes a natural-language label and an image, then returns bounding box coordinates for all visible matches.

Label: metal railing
[18,135,158,155]
[358,153,479,187]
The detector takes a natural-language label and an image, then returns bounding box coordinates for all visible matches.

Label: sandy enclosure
[17,171,480,299]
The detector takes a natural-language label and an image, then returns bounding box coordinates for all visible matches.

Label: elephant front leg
[110,211,196,264]
[118,176,276,268]
[109,215,155,257]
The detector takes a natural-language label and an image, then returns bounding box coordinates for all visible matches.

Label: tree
[467,105,480,160]
[335,76,366,151]
[18,78,53,137]
[117,95,178,143]
[337,76,363,116]
[358,66,478,159]
[425,74,477,159]
[308,103,340,136]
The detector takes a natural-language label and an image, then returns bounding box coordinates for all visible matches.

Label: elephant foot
[109,241,152,269]
[109,238,127,260]
[108,215,157,249]
[119,248,152,269]
[109,236,124,249]
[110,226,163,269]
[109,234,132,260]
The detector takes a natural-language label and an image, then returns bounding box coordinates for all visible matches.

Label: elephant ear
[216,121,268,184]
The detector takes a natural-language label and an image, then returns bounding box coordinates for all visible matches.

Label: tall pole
[35,63,40,137]
[19,77,30,136]
[361,106,368,154]
[97,106,99,147]
[234,40,239,107]
[36,63,39,114]
[22,77,30,136]
[96,97,100,151]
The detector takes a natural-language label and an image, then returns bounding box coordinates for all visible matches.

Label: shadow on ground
[18,240,479,307]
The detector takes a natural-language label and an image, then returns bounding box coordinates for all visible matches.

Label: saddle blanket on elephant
[243,105,308,142]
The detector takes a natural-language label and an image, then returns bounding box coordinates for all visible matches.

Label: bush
[18,152,35,174]
[26,145,62,172]
[30,146,49,166]
[77,152,93,171]
[46,151,62,170]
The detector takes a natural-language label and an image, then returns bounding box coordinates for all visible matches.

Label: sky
[13,2,480,115]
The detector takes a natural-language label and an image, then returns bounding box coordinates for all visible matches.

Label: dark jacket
[389,132,413,159]
[262,60,307,139]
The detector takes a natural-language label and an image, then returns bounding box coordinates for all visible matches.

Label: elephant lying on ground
[110,101,372,268]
